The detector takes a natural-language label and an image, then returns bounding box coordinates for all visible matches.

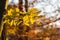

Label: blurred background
[0,0,60,40]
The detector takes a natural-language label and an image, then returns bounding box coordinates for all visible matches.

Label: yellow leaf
[23,15,29,26]
[30,18,35,24]
[15,8,19,12]
[7,10,11,16]
[28,8,37,12]
[10,20,14,26]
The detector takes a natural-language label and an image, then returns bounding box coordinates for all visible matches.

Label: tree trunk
[0,0,6,24]
[25,0,28,12]
[0,0,6,40]
[19,0,23,11]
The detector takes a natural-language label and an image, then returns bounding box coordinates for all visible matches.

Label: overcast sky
[8,0,60,13]
[8,0,19,4]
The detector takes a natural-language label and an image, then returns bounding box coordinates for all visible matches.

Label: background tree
[25,0,28,12]
[19,0,23,11]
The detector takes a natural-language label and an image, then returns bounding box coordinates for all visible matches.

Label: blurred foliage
[2,7,57,40]
[3,8,41,26]
[2,7,42,40]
